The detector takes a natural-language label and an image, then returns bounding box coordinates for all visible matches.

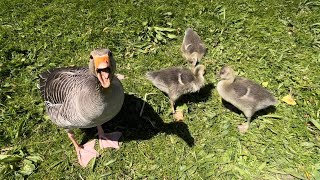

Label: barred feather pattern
[39,67,124,129]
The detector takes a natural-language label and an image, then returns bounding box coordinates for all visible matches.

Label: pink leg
[237,124,249,133]
[67,131,99,167]
[170,100,175,114]
[97,126,122,149]
[237,119,251,133]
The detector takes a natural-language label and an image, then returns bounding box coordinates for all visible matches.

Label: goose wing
[178,69,195,85]
[233,77,275,102]
[232,77,249,98]
[39,67,89,104]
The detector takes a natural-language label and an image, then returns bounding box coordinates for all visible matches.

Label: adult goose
[39,48,124,167]
[217,66,278,133]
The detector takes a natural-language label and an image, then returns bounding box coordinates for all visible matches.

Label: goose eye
[90,55,93,59]
[108,51,112,56]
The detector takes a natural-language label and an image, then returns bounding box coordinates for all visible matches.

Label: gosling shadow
[222,99,242,115]
[221,98,277,122]
[176,83,214,106]
[253,106,277,120]
[82,94,194,147]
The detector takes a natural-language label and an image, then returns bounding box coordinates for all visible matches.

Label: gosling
[146,65,206,115]
[217,66,278,133]
[181,28,206,68]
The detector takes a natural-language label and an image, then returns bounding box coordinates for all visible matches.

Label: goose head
[89,49,116,88]
[217,66,236,81]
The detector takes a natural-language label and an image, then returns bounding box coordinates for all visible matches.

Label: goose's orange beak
[94,55,111,88]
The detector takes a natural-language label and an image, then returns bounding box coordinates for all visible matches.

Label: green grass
[1,0,320,179]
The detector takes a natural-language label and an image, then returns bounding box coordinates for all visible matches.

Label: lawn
[1,0,320,179]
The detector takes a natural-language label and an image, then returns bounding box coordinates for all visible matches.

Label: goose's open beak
[94,55,111,88]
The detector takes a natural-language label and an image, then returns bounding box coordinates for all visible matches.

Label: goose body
[146,65,206,114]
[39,67,124,129]
[39,49,124,167]
[181,28,206,67]
[217,66,277,133]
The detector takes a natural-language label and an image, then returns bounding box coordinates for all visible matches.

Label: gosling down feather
[39,49,124,167]
[146,65,206,115]
[216,66,278,133]
[181,28,206,67]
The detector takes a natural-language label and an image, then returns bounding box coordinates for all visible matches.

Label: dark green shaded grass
[1,0,320,179]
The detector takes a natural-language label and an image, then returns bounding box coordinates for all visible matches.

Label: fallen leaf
[115,73,125,80]
[281,94,296,105]
[262,81,269,87]
[173,109,184,121]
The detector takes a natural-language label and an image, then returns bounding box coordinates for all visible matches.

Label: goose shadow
[221,99,277,122]
[175,83,215,106]
[82,94,195,147]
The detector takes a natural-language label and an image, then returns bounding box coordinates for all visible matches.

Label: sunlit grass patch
[0,0,320,179]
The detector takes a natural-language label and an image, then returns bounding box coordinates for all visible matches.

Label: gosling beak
[94,55,111,88]
[192,58,198,67]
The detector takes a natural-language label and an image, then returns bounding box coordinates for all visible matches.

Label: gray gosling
[181,28,206,68]
[146,65,206,115]
[216,66,278,133]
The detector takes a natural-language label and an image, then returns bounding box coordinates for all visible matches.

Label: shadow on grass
[222,99,277,122]
[82,94,195,147]
[176,83,215,106]
[222,99,242,115]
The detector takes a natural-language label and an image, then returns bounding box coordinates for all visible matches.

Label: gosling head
[190,52,204,67]
[194,64,206,77]
[89,49,116,88]
[218,66,236,80]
